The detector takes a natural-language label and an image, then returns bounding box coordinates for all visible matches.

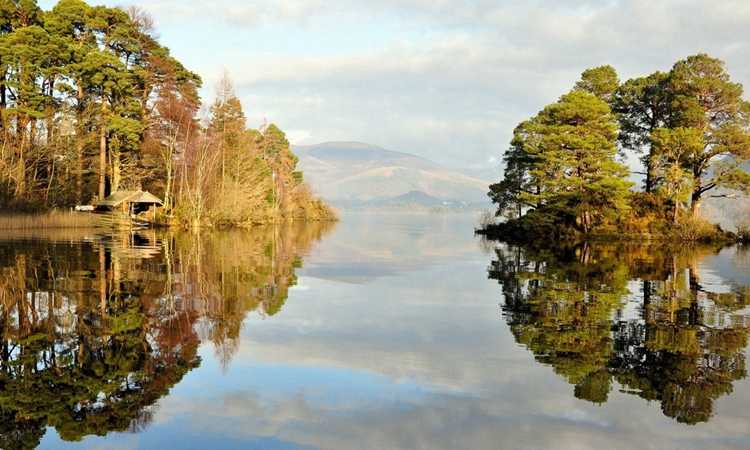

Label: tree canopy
[0,0,335,225]
[490,87,632,234]
[488,54,750,239]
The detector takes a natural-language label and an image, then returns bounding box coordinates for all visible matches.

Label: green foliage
[617,192,670,235]
[665,54,750,212]
[574,65,619,103]
[0,1,333,226]
[487,53,750,239]
[489,87,633,235]
[666,211,726,242]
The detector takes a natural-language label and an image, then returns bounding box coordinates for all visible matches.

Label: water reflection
[0,221,334,448]
[488,242,750,425]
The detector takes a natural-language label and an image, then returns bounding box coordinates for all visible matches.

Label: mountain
[375,190,444,207]
[292,142,491,208]
[457,166,503,184]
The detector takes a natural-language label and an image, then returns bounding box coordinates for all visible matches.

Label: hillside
[293,142,491,209]
[457,166,503,184]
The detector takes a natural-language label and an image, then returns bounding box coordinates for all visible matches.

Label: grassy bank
[477,214,736,244]
[0,211,96,230]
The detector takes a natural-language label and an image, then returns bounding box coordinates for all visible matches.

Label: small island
[0,0,335,228]
[478,54,750,242]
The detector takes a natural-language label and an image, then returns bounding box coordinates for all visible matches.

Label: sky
[35,0,750,170]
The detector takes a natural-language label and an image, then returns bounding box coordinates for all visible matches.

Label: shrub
[477,209,497,229]
[667,211,724,242]
[733,206,750,242]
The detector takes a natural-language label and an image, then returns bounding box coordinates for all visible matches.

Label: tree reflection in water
[488,242,750,425]
[0,221,334,448]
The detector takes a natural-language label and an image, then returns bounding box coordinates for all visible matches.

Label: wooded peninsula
[481,53,750,242]
[0,0,336,227]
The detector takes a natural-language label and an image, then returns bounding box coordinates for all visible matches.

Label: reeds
[0,211,95,230]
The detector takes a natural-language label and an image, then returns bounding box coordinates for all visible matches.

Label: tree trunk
[164,156,173,213]
[645,157,655,194]
[76,82,85,205]
[112,146,121,193]
[99,100,108,201]
[76,141,84,205]
[15,115,28,196]
[690,193,702,216]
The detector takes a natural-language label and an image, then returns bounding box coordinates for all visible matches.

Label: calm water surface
[3,213,750,449]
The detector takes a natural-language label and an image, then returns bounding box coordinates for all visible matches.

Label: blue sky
[35,0,750,170]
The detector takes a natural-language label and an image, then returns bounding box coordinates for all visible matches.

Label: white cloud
[35,0,750,169]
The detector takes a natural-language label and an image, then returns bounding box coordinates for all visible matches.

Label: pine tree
[667,54,750,214]
[493,89,633,233]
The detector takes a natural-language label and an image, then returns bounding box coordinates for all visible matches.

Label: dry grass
[0,211,96,230]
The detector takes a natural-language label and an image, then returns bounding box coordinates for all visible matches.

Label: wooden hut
[95,190,163,219]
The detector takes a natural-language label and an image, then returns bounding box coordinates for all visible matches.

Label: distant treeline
[0,0,335,225]
[485,54,750,240]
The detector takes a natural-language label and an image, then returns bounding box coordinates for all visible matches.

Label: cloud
[146,0,328,26]
[35,0,750,169]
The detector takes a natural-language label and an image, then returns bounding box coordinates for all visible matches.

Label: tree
[493,89,633,233]
[205,73,272,223]
[614,71,671,193]
[46,0,98,205]
[666,54,750,214]
[127,5,202,211]
[209,71,246,196]
[260,123,300,218]
[0,24,58,197]
[574,64,620,104]
[649,127,703,221]
[488,124,537,219]
[143,80,200,213]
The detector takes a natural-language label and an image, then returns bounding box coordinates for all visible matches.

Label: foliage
[574,65,620,104]
[666,211,726,242]
[617,192,672,236]
[0,0,334,227]
[489,88,633,234]
[486,53,750,240]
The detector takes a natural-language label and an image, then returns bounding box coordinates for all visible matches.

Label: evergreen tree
[0,0,331,224]
[574,64,620,104]
[492,89,632,233]
[614,71,671,193]
[666,54,750,214]
[488,135,534,219]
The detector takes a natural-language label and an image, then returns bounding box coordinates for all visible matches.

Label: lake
[3,212,750,449]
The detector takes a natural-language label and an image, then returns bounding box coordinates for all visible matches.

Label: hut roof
[95,190,163,207]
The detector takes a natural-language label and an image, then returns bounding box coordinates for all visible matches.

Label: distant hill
[376,190,444,207]
[457,166,503,184]
[293,142,492,209]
